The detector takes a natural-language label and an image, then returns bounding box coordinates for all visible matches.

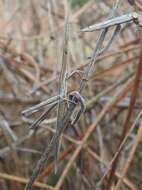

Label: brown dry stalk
[114,119,142,190]
[106,27,142,189]
[0,172,54,190]
[90,56,138,81]
[78,44,139,71]
[0,41,49,93]
[98,109,142,187]
[37,140,139,190]
[87,148,139,190]
[87,73,133,109]
[120,38,139,48]
[122,40,142,136]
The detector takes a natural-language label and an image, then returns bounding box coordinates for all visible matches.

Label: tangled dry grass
[0,0,142,190]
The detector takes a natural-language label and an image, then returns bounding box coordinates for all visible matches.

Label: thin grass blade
[54,14,70,172]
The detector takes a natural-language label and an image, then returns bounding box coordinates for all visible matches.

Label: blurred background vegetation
[0,0,142,190]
